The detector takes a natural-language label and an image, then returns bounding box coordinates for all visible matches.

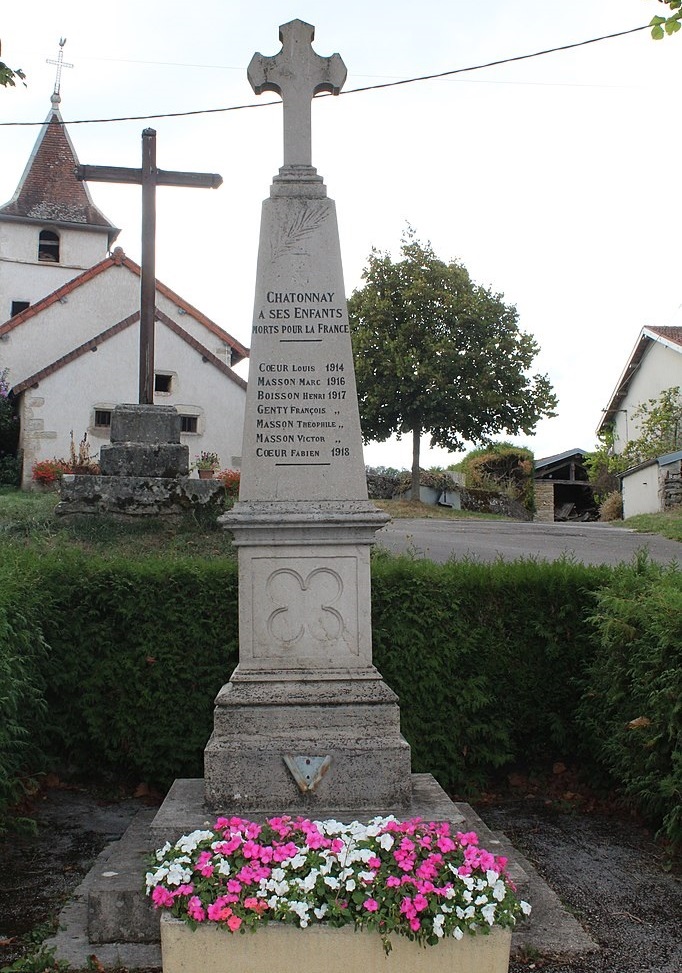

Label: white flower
[452,926,464,940]
[271,867,286,882]
[481,903,497,926]
[492,880,506,902]
[378,833,395,851]
[358,871,375,884]
[314,904,329,919]
[521,900,532,916]
[432,914,445,938]
[288,854,307,870]
[216,859,231,877]
[485,869,500,885]
[146,866,167,887]
[474,894,488,906]
[324,875,340,890]
[166,862,192,886]
[175,830,213,854]
[345,878,356,892]
[155,842,171,861]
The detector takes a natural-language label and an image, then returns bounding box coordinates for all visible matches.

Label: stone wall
[460,487,532,521]
[534,481,555,523]
[663,472,682,510]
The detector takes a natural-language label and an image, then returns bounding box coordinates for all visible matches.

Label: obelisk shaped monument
[206,20,412,812]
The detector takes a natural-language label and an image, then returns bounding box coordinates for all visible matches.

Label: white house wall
[0,223,109,321]
[612,341,682,451]
[19,319,245,487]
[621,466,661,518]
[1,263,140,386]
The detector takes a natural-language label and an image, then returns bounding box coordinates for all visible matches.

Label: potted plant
[147,814,530,973]
[194,451,221,479]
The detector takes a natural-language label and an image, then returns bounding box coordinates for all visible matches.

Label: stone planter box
[160,914,511,973]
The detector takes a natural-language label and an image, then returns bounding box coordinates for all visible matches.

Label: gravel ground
[0,786,680,972]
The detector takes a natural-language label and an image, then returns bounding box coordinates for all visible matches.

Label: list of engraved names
[252,290,352,465]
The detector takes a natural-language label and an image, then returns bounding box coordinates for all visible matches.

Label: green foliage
[622,387,682,466]
[584,428,627,503]
[578,556,682,845]
[451,443,535,513]
[348,230,557,498]
[0,569,48,835]
[371,556,609,791]
[624,510,682,541]
[35,552,239,788]
[650,0,682,38]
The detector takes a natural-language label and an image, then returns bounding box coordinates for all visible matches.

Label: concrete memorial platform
[47,19,595,969]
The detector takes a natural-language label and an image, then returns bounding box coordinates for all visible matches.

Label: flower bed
[147,815,529,954]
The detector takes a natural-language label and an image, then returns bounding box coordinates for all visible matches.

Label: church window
[94,409,112,428]
[11,300,30,317]
[154,373,173,393]
[38,230,60,262]
[180,415,198,434]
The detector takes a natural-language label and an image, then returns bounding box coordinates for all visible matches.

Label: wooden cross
[76,129,222,405]
[248,19,346,168]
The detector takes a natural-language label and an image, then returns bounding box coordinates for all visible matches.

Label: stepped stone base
[55,474,224,517]
[45,774,598,969]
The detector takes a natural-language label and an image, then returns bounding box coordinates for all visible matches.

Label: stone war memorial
[47,19,595,971]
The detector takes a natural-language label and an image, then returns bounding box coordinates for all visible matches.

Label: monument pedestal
[55,403,224,517]
[206,500,411,812]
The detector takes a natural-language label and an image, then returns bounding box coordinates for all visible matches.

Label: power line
[0,22,652,128]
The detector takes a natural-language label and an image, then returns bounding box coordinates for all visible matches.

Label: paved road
[375,518,682,567]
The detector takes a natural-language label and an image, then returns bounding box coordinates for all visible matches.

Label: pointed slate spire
[0,95,119,246]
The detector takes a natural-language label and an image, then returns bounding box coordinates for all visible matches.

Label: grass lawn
[621,510,682,543]
[0,486,236,558]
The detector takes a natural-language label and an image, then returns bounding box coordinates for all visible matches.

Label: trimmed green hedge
[1,550,680,844]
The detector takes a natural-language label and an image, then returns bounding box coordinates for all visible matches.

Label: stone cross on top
[248,19,346,168]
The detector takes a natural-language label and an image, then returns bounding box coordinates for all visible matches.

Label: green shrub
[0,567,48,834]
[578,555,682,845]
[36,552,239,789]
[372,555,609,790]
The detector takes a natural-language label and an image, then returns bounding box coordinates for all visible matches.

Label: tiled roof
[0,248,249,365]
[645,325,682,349]
[12,308,247,396]
[0,99,119,243]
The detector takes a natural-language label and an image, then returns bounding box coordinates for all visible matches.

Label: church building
[0,90,248,488]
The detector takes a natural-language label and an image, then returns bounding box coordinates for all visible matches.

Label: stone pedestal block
[100,443,189,477]
[110,403,182,444]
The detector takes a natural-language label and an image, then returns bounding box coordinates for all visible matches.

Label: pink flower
[413,893,429,913]
[368,857,381,869]
[457,831,479,848]
[227,915,242,932]
[151,885,174,908]
[409,917,421,932]
[196,851,214,877]
[242,840,262,859]
[207,899,232,922]
[187,896,206,922]
[385,876,401,888]
[363,898,379,912]
[227,879,242,894]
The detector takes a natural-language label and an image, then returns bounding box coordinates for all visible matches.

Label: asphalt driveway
[375,519,682,567]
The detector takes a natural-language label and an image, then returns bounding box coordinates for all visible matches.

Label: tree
[650,0,682,38]
[621,386,682,465]
[0,41,26,89]
[348,233,557,500]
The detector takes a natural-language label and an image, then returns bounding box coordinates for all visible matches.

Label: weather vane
[46,37,73,99]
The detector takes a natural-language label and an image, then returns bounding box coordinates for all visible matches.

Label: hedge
[0,550,679,844]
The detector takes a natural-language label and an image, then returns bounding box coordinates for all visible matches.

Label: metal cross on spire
[248,19,346,168]
[46,38,73,101]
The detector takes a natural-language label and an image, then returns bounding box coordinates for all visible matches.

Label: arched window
[38,230,60,262]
